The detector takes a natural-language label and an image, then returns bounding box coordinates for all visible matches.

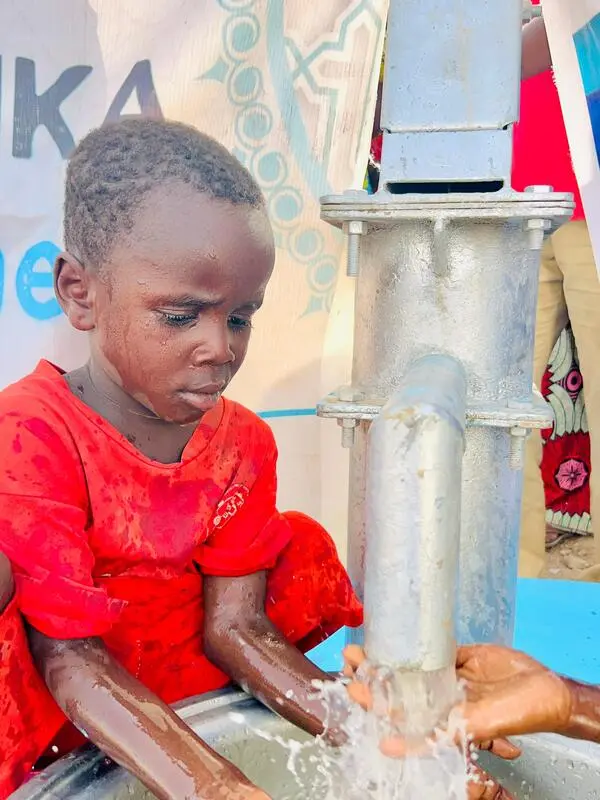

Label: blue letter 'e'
[16,241,62,320]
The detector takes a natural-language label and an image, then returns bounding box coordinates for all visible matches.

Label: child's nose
[192,322,235,366]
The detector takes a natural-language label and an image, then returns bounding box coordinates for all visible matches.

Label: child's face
[58,183,275,424]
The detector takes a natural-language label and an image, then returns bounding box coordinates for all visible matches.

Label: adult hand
[343,644,570,746]
[465,764,515,799]
[455,644,571,743]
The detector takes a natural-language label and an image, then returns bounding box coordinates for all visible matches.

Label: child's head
[56,118,275,424]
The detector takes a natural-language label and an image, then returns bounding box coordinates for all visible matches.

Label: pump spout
[363,355,467,672]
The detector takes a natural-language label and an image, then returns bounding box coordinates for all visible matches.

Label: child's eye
[228,315,252,333]
[161,312,197,327]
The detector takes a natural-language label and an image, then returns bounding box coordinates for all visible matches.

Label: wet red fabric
[0,593,65,796]
[0,361,362,798]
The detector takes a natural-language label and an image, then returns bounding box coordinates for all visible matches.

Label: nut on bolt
[338,385,359,403]
[525,217,552,250]
[524,186,553,250]
[525,185,554,194]
[343,220,366,278]
[509,426,528,471]
[338,418,357,449]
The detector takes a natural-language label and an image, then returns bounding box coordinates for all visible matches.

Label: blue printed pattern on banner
[202,0,383,315]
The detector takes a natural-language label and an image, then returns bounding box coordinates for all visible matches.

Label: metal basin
[12,689,600,799]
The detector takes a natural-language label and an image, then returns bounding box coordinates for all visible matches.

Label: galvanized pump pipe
[364,355,467,670]
[318,0,574,669]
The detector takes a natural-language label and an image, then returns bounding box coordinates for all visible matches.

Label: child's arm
[29,629,270,800]
[203,571,346,743]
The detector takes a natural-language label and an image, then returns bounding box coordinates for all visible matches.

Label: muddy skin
[203,571,347,745]
[28,630,268,800]
[55,184,274,464]
[28,181,277,798]
[0,551,14,613]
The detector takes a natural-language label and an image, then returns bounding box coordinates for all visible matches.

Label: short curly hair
[63,117,265,269]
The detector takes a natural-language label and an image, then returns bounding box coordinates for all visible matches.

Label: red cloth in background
[512,6,589,527]
[512,0,583,219]
[0,362,362,797]
[512,70,584,220]
[372,134,382,165]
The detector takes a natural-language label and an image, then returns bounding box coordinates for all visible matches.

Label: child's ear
[54,251,97,332]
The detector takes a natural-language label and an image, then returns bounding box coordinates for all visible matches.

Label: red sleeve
[0,404,124,639]
[194,413,292,577]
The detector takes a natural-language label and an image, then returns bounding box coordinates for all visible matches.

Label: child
[0,118,363,799]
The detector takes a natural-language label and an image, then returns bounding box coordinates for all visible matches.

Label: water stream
[228,664,472,799]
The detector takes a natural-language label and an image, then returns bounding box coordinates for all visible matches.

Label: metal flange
[317,388,552,429]
[319,388,552,468]
[320,189,575,229]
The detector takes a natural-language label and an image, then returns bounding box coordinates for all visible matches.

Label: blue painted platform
[309,578,600,684]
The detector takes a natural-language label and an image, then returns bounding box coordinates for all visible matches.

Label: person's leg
[553,220,600,571]
[265,512,363,653]
[519,234,569,578]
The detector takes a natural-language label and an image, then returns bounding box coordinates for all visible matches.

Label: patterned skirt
[542,325,591,535]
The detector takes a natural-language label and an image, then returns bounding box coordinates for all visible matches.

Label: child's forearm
[522,16,552,80]
[29,630,260,800]
[204,616,346,743]
[561,678,600,743]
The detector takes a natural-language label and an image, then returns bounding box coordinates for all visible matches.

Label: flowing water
[228,663,472,799]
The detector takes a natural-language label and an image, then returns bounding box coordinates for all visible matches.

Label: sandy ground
[543,534,598,580]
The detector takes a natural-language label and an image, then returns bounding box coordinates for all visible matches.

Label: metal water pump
[317,0,574,672]
[15,4,600,799]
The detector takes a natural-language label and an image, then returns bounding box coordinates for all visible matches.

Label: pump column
[318,0,574,648]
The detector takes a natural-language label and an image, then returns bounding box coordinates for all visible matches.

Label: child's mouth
[178,389,222,411]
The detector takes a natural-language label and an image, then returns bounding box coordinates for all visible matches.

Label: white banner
[0,1,387,557]
[543,0,600,274]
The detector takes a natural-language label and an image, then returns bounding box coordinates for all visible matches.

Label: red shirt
[512,4,583,219]
[0,363,363,796]
[0,361,293,700]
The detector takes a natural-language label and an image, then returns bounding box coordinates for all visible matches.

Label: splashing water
[320,662,468,799]
[228,662,474,799]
